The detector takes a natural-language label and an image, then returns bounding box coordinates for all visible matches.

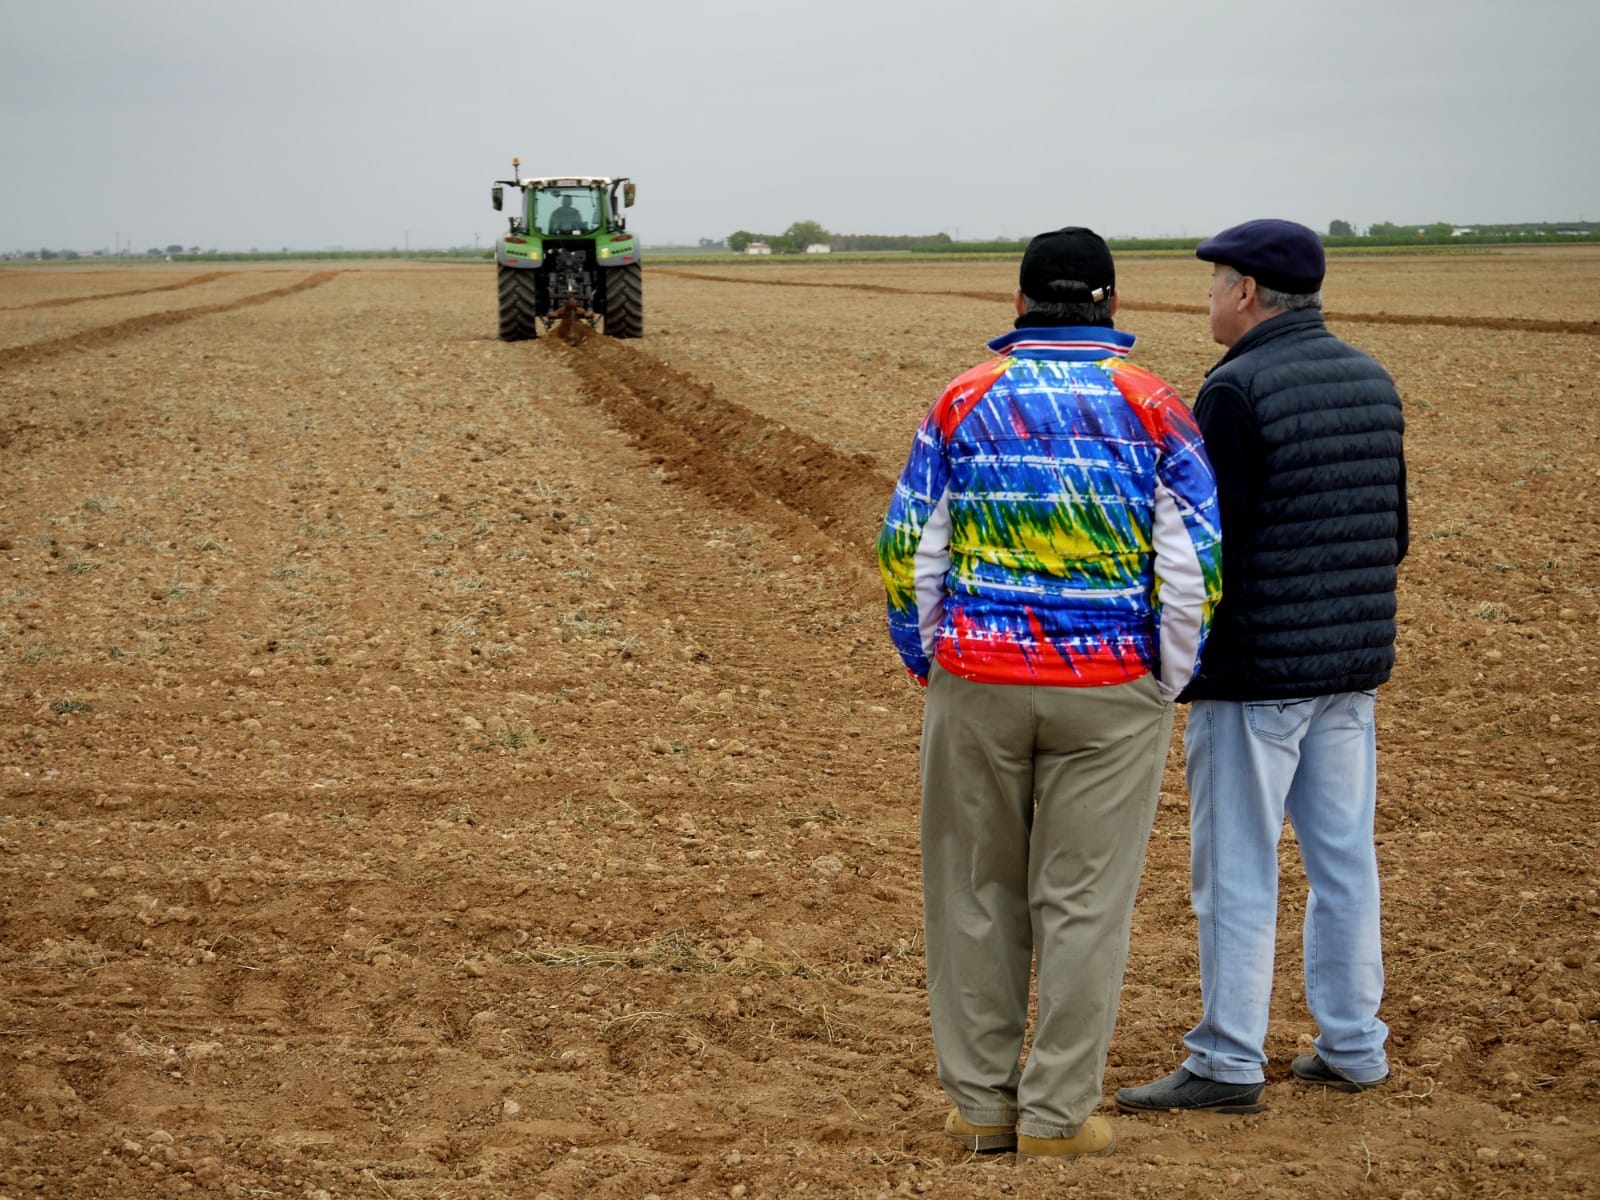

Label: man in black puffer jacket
[1117,219,1408,1115]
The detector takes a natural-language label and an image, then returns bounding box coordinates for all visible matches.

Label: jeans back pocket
[1245,698,1314,742]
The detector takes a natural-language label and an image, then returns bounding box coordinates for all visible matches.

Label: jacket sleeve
[877,414,952,684]
[1151,397,1223,700]
[1191,380,1258,600]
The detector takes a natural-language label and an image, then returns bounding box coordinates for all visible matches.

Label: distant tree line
[14,219,1599,264]
[1327,219,1600,243]
[720,220,1600,258]
[718,219,1600,258]
[9,243,203,261]
[728,223,988,254]
[831,232,953,252]
[2,246,499,263]
[727,220,833,254]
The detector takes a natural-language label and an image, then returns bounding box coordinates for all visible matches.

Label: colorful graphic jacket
[877,326,1222,697]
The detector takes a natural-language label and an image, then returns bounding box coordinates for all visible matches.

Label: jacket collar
[1207,309,1326,377]
[988,325,1135,361]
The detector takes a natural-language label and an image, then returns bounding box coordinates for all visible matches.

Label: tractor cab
[491,168,636,241]
[534,186,601,237]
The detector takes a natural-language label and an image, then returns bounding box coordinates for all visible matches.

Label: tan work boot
[944,1108,1017,1152]
[1015,1115,1116,1160]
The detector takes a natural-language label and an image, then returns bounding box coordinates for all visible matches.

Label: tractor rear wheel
[497,265,540,341]
[604,263,643,339]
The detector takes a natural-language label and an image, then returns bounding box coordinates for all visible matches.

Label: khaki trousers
[920,664,1171,1139]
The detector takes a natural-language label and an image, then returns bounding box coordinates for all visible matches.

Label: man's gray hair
[1021,291,1115,325]
[1223,266,1322,313]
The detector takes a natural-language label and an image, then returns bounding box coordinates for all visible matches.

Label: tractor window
[535,188,601,236]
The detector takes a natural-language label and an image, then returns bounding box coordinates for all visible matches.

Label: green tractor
[491,159,642,341]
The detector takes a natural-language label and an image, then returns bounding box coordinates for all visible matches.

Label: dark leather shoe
[1115,1067,1266,1114]
[1290,1053,1387,1092]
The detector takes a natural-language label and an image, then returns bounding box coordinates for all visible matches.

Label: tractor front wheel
[604,263,643,339]
[497,265,540,341]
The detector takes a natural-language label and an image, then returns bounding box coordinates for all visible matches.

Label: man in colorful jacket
[877,227,1222,1161]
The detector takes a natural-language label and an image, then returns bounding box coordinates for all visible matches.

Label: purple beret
[1196,218,1325,294]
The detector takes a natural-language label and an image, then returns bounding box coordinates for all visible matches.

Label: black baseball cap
[1019,227,1115,303]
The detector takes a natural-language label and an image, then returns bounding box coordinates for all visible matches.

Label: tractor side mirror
[491,186,504,212]
[623,182,636,208]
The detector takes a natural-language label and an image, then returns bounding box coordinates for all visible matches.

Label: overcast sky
[2,0,1595,252]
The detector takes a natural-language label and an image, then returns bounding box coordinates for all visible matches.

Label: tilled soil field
[1,249,1597,1199]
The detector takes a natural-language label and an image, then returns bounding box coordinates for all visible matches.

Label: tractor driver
[547,195,586,235]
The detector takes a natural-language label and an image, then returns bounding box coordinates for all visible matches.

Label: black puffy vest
[1184,311,1406,701]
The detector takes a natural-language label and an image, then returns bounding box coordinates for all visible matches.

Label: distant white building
[805,243,832,254]
[746,241,772,255]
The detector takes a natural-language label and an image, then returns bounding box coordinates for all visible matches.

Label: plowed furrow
[561,333,892,589]
[0,270,238,312]
[0,271,340,372]
[653,267,1600,335]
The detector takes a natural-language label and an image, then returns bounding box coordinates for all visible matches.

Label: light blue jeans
[1181,693,1389,1085]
